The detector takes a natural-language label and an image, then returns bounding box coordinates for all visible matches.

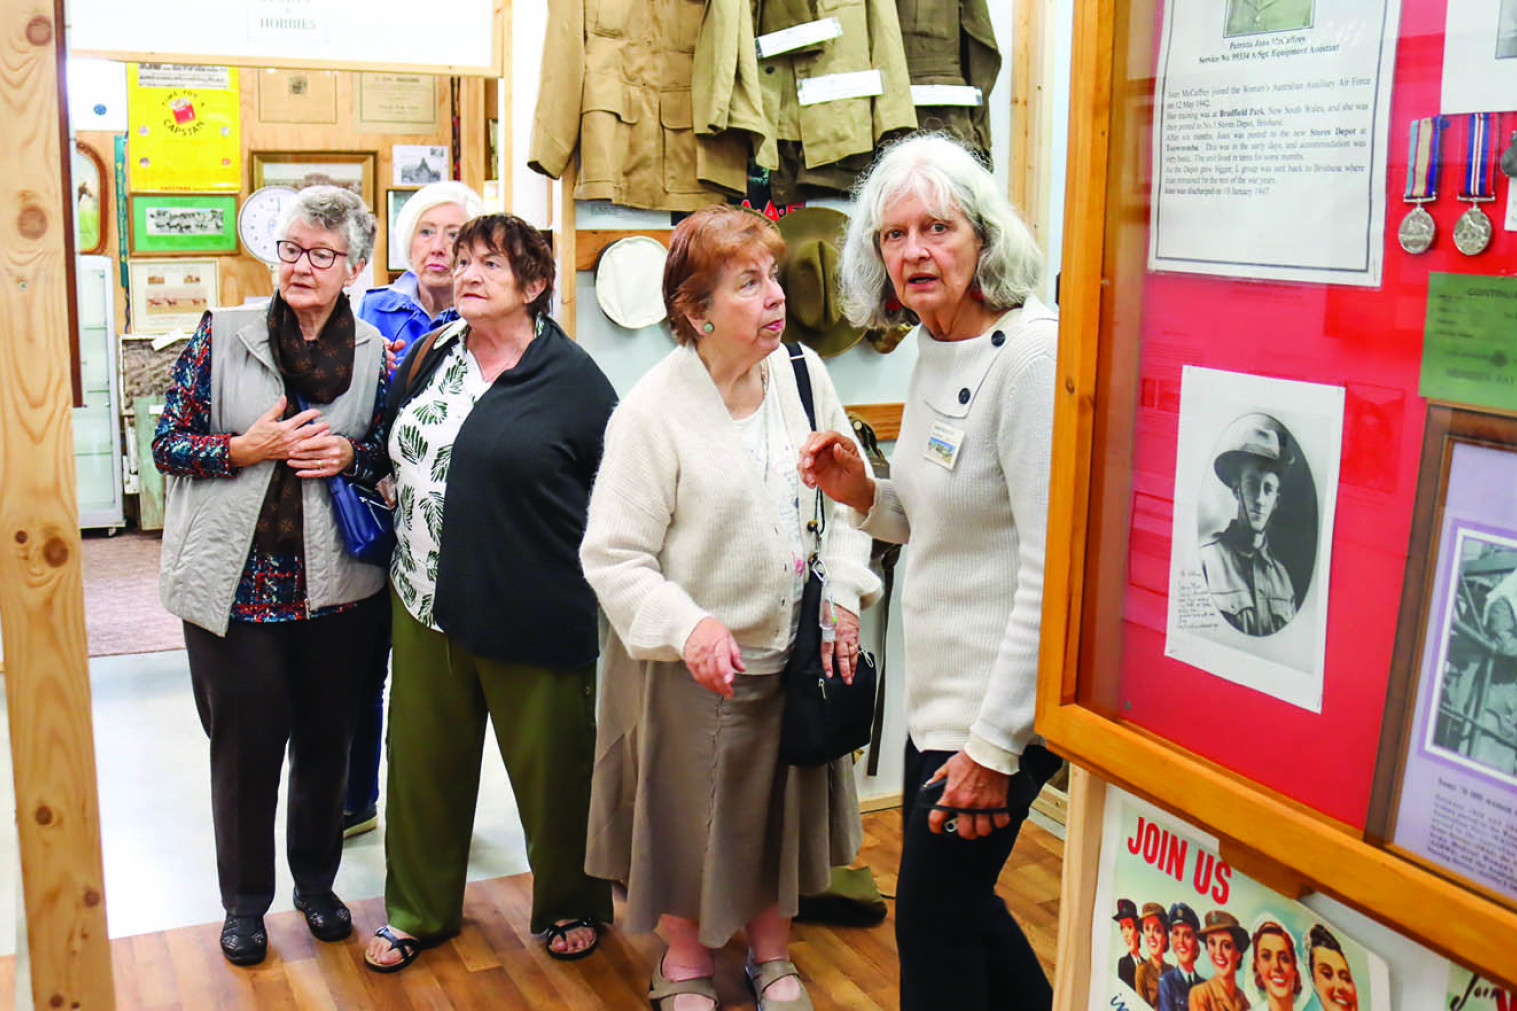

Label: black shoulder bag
[778,344,880,767]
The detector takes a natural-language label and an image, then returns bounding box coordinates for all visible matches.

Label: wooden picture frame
[1369,406,1517,913]
[250,151,377,214]
[129,194,238,254]
[127,257,219,334]
[386,188,417,272]
[72,140,108,255]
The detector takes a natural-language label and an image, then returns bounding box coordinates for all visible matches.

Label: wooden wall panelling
[460,77,487,199]
[108,70,454,323]
[0,1,117,1007]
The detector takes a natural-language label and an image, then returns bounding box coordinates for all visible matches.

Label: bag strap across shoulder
[786,342,816,431]
[785,343,825,545]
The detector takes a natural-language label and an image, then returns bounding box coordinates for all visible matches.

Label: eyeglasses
[275,240,345,269]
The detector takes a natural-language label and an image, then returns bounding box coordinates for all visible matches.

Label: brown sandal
[649,955,719,1010]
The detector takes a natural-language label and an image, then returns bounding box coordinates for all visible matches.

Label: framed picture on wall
[1373,406,1517,911]
[129,194,238,254]
[72,141,108,255]
[250,151,377,213]
[386,189,417,272]
[127,258,219,334]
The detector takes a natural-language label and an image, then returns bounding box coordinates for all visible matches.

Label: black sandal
[364,926,423,973]
[544,917,600,961]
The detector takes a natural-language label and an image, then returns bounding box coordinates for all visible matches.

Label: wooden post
[554,162,578,335]
[1011,0,1052,242]
[0,1,117,1008]
[1052,767,1105,1011]
[459,76,488,197]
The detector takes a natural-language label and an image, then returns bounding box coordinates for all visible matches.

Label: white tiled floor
[0,648,532,955]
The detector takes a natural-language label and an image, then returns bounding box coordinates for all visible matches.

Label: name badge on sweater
[924,420,965,471]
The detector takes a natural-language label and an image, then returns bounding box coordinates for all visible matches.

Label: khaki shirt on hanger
[897,0,1000,162]
[529,0,768,210]
[753,0,918,171]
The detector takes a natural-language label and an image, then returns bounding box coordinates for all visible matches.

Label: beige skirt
[586,634,862,948]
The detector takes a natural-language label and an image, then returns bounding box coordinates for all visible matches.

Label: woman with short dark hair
[155,184,389,967]
[364,213,617,973]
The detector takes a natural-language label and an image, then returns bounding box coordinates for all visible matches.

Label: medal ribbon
[1404,116,1443,202]
[1463,112,1493,199]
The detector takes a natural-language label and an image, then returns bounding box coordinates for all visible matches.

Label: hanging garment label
[756,17,842,59]
[797,69,884,107]
[910,85,983,107]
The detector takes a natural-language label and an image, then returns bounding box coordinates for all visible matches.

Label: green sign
[1420,272,1517,412]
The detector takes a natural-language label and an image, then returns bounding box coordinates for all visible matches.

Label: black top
[384,316,617,669]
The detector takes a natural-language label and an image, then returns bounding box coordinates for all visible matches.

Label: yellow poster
[127,64,241,192]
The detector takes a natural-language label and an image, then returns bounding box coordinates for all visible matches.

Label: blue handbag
[325,474,396,565]
[294,394,396,566]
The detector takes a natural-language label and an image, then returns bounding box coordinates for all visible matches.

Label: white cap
[595,235,669,330]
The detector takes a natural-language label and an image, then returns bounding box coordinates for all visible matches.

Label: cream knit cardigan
[582,343,881,662]
[857,299,1058,776]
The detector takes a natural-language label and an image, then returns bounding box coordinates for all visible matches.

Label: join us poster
[1090,792,1389,1011]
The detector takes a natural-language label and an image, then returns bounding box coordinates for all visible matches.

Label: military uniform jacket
[753,0,917,171]
[1199,519,1296,636]
[529,0,768,210]
[897,0,1000,160]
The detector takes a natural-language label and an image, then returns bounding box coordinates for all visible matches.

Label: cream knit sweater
[582,343,881,662]
[858,299,1057,775]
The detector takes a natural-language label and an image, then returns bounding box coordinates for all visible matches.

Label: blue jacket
[357,271,459,375]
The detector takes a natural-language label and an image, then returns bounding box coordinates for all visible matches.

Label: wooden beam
[554,162,578,334]
[0,2,116,1008]
[845,403,904,442]
[1011,0,1052,243]
[459,77,488,198]
[1052,767,1103,1011]
[575,229,673,273]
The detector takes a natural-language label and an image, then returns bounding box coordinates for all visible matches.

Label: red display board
[1113,1,1517,828]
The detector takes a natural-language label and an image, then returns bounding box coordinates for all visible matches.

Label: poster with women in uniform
[1090,792,1390,1011]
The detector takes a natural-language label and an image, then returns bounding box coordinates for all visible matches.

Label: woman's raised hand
[683,617,745,697]
[228,396,327,468]
[798,432,875,513]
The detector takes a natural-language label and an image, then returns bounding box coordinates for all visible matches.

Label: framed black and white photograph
[1165,367,1345,712]
[392,144,446,187]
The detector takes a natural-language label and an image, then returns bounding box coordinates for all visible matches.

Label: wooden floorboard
[1,810,1063,1009]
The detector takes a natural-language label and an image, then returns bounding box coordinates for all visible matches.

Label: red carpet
[81,530,184,657]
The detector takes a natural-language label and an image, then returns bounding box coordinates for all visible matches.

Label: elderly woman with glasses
[155,185,391,968]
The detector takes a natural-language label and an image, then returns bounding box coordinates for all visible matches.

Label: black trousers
[183,592,388,916]
[897,740,1062,1011]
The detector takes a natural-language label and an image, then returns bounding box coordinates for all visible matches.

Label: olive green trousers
[384,591,613,938]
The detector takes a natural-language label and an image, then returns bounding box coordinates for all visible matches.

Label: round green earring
[702,321,715,334]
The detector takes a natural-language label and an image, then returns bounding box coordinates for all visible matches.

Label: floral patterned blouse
[386,324,510,628]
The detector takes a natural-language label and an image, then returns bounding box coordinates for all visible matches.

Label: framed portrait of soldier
[1165,367,1345,712]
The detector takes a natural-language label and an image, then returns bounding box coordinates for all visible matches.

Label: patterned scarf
[253,291,356,555]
